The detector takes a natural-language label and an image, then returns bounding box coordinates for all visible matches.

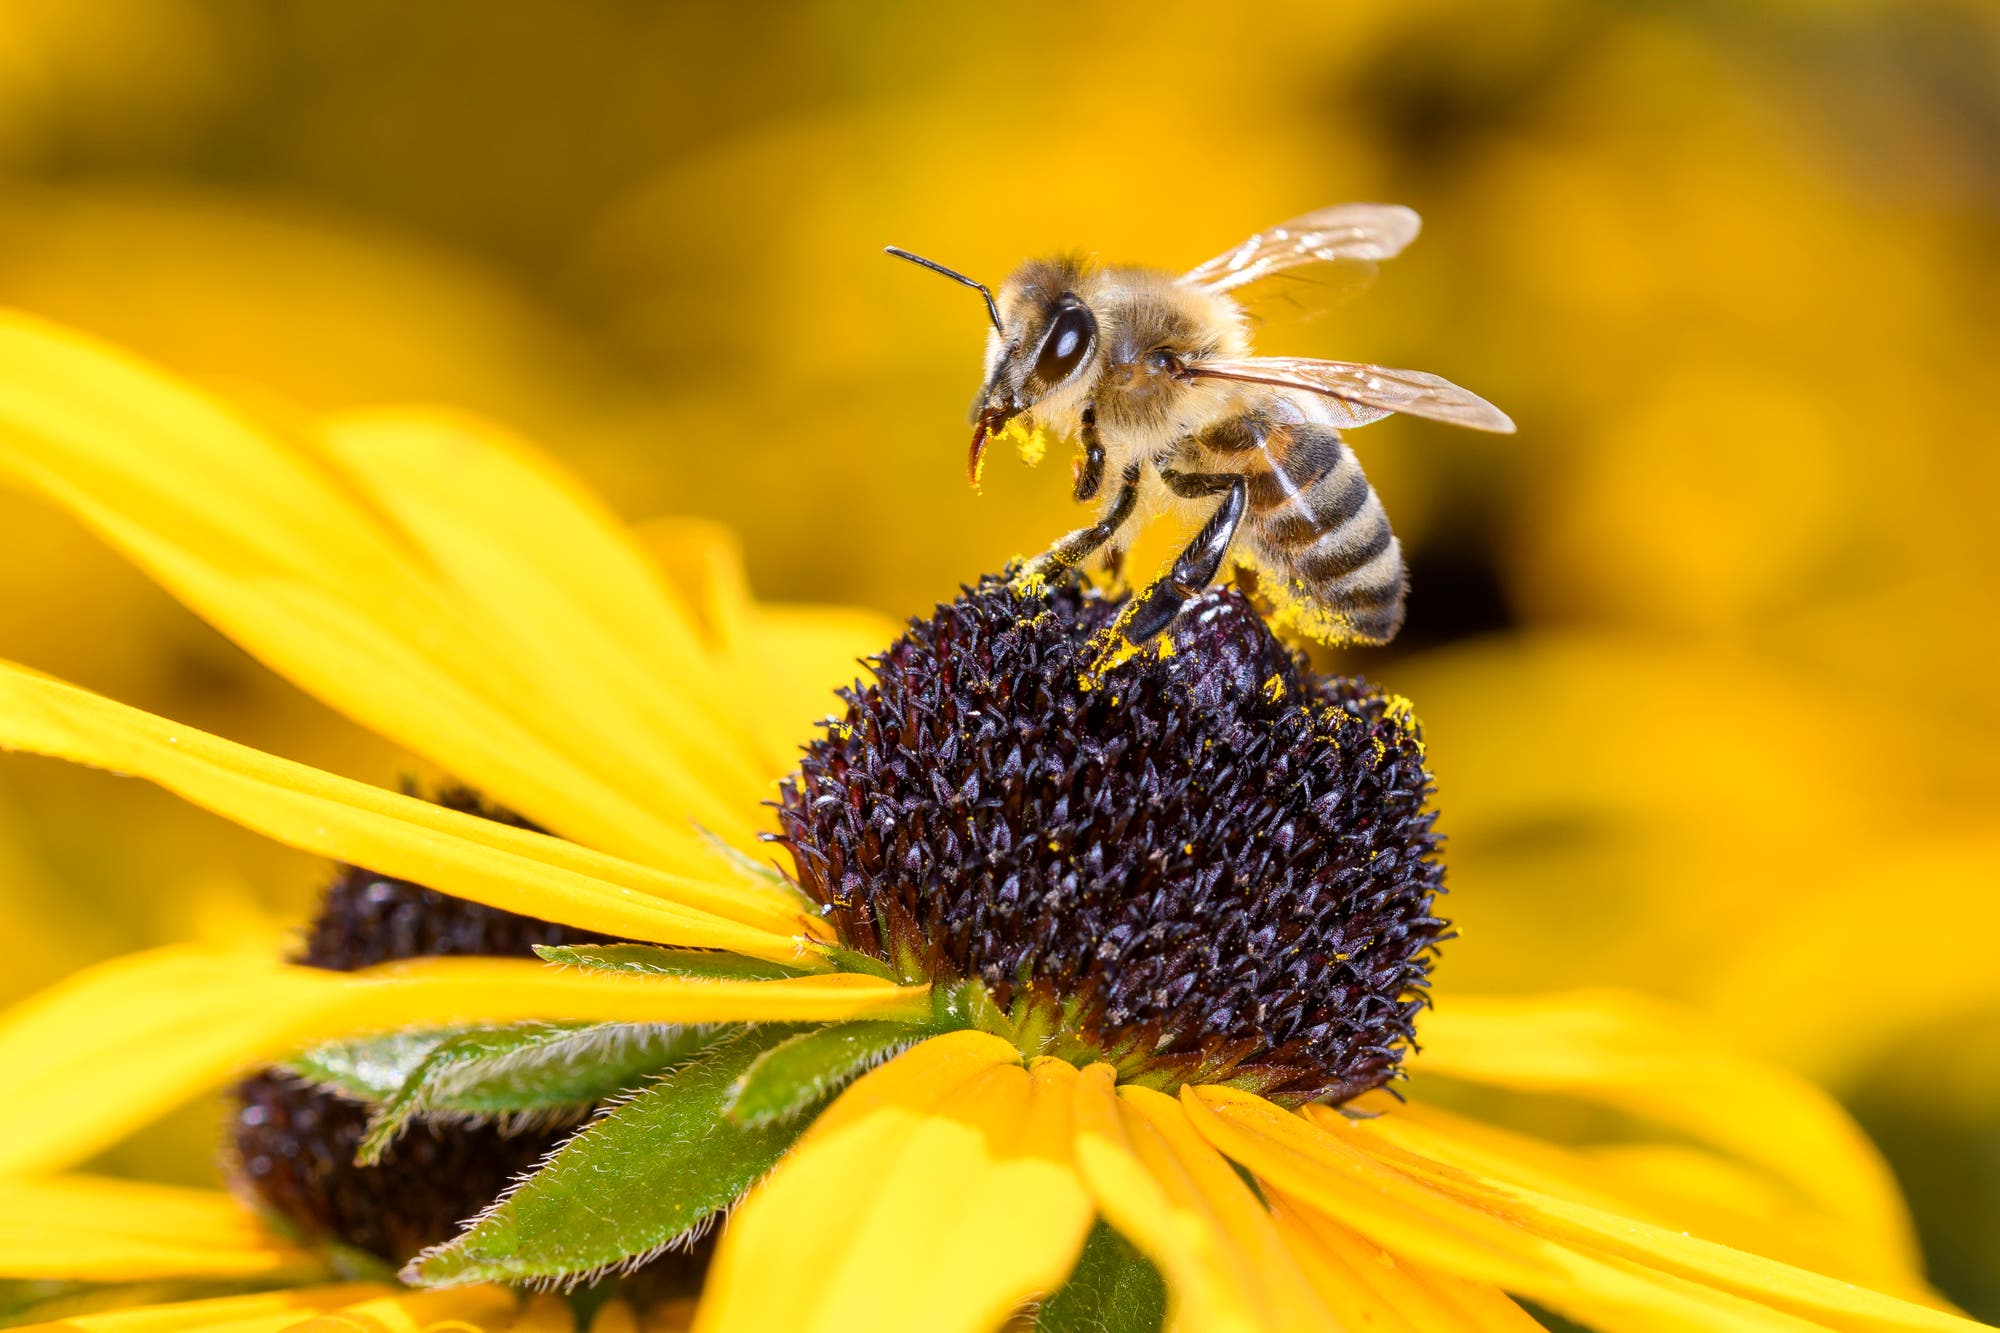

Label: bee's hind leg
[1127,471,1247,641]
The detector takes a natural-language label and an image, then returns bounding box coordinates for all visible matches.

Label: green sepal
[533,942,806,981]
[282,1030,452,1104]
[935,977,1015,1042]
[693,823,817,909]
[404,1026,803,1288]
[805,941,898,981]
[358,1021,719,1164]
[723,1021,921,1128]
[1036,1221,1168,1332]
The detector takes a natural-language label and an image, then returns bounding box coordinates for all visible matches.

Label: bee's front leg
[1127,470,1247,641]
[1072,407,1105,504]
[1028,460,1142,582]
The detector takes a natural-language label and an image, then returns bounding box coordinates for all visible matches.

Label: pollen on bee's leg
[778,572,1448,1103]
[1007,558,1054,601]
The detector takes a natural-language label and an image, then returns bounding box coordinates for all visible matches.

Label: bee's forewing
[1186,356,1517,434]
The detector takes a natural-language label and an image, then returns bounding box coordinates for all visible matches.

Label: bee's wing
[1185,356,1517,434]
[1179,204,1423,309]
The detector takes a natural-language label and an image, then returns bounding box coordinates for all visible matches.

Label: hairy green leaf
[533,942,805,981]
[405,1027,801,1288]
[282,1030,453,1103]
[724,1021,920,1128]
[358,1021,721,1164]
[1037,1221,1168,1333]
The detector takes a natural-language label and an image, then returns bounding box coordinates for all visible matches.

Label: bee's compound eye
[1032,299,1096,387]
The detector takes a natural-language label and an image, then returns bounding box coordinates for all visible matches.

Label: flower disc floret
[779,576,1448,1103]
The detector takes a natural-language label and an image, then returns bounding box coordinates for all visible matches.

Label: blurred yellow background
[0,0,1995,1314]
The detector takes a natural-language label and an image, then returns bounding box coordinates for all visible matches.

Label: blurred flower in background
[0,0,1994,1315]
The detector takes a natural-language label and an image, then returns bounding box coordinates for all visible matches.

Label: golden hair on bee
[886,204,1514,647]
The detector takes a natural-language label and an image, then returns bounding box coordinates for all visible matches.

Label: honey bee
[887,204,1514,645]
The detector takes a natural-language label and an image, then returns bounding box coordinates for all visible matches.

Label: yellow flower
[0,309,1985,1333]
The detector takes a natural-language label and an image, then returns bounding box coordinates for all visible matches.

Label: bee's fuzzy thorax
[778,574,1449,1103]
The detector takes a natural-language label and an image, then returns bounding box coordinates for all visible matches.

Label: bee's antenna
[885,246,1003,334]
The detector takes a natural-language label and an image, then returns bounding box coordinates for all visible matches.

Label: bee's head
[885,247,1100,484]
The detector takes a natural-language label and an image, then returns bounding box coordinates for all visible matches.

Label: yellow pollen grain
[1080,617,1144,688]
[990,417,1060,467]
[1008,562,1054,601]
[1262,673,1285,703]
[1234,553,1369,649]
[1381,691,1427,760]
[1071,601,1182,693]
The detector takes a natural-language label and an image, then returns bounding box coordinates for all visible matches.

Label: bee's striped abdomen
[1220,420,1407,644]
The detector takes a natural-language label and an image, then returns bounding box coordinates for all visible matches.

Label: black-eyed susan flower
[0,309,1987,1333]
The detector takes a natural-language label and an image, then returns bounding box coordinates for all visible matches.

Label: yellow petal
[697,1033,1093,1333]
[1269,1192,1544,1333]
[586,1301,638,1333]
[284,1285,520,1333]
[319,410,772,839]
[1186,1085,1983,1333]
[1414,992,1918,1273]
[1068,1066,1331,1333]
[1190,1089,1799,1332]
[1362,1139,1967,1333]
[638,518,759,660]
[0,310,727,866]
[637,517,898,771]
[0,945,927,1176]
[7,1284,393,1333]
[0,1176,316,1280]
[781,1026,1021,1140]
[737,604,899,762]
[636,1301,698,1333]
[505,1295,583,1333]
[1333,1097,1928,1302]
[0,661,815,956]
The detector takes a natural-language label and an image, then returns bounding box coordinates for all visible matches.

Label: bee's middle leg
[1127,470,1247,641]
[1033,461,1143,577]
